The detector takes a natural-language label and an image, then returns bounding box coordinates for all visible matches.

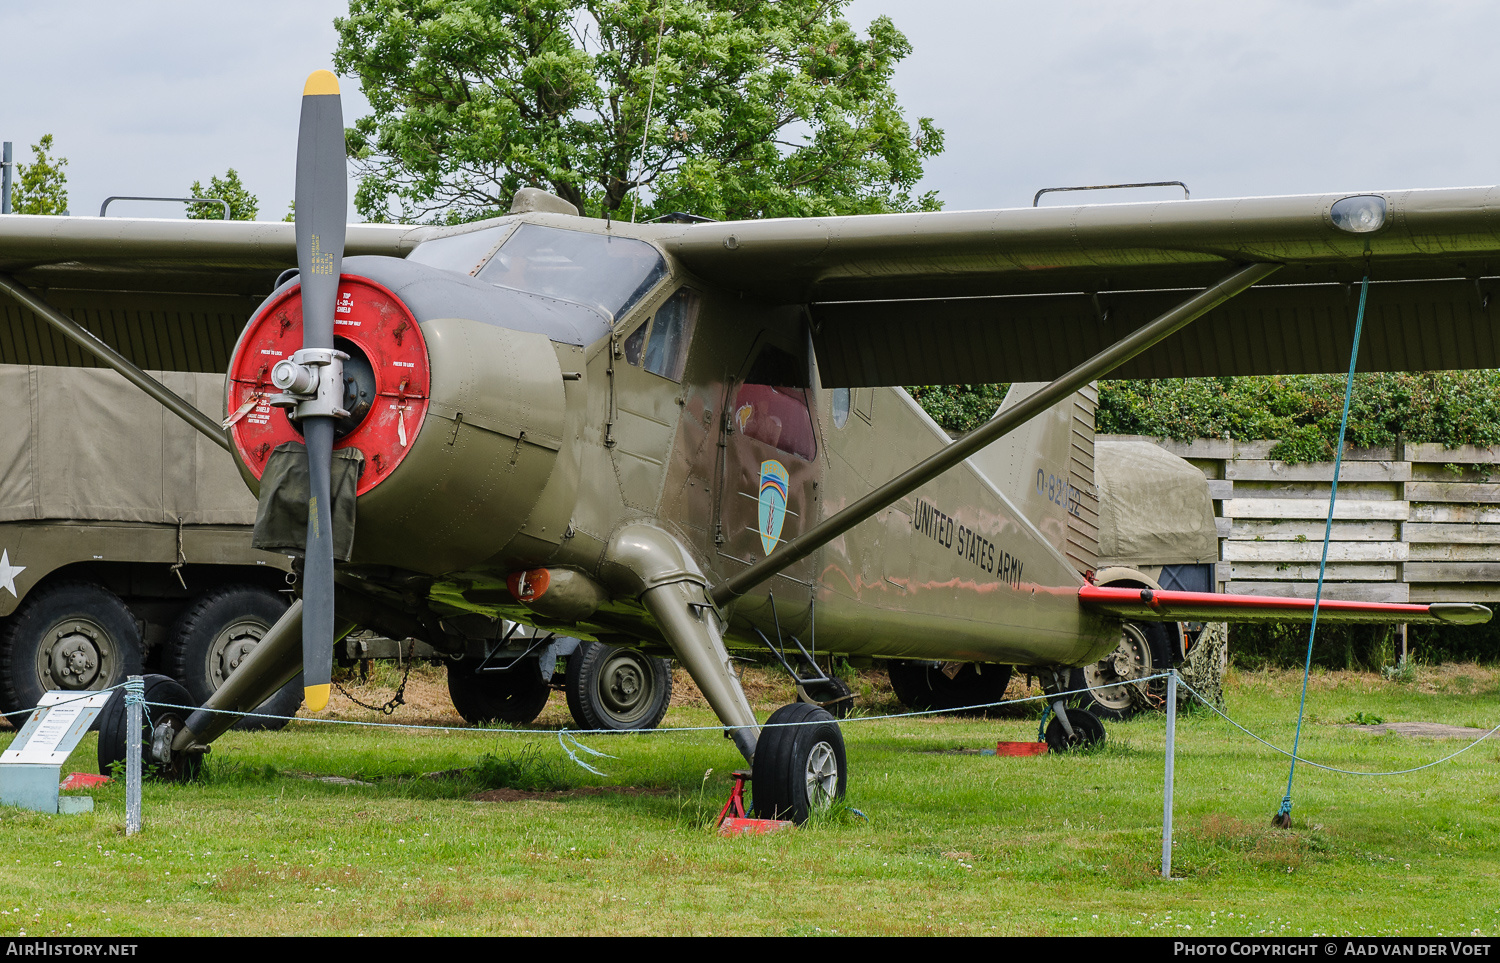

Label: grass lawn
[0,662,1497,937]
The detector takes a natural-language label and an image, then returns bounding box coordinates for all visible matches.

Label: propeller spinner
[268,70,348,712]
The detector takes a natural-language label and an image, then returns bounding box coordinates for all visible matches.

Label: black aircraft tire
[1070,621,1175,720]
[1044,706,1106,753]
[163,585,298,731]
[446,658,551,725]
[885,660,1012,716]
[0,580,143,729]
[97,673,202,781]
[751,702,847,824]
[564,641,672,731]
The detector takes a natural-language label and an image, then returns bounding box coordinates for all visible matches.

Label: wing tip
[1429,602,1492,625]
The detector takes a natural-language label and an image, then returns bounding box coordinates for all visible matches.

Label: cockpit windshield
[478,224,667,322]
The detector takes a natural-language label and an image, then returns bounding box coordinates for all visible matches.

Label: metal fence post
[125,676,143,835]
[1162,669,1178,878]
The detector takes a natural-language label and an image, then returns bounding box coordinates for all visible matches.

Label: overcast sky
[3,1,1497,220]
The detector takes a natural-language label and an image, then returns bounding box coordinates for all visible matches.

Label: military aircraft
[1,71,1495,822]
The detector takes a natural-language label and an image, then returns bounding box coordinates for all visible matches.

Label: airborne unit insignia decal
[758,459,790,555]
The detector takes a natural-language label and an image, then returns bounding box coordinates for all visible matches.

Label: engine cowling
[225,271,574,575]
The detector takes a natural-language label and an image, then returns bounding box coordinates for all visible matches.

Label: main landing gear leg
[606,524,759,762]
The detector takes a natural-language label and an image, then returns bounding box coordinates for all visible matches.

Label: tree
[186,168,259,220]
[334,0,944,224]
[12,134,68,215]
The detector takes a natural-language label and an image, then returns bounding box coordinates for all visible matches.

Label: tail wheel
[886,660,1012,716]
[97,674,202,781]
[164,585,300,730]
[1070,621,1175,720]
[446,657,551,725]
[564,640,672,731]
[1044,706,1106,752]
[751,702,846,823]
[0,581,143,728]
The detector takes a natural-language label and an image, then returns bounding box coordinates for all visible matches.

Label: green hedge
[1096,373,1500,462]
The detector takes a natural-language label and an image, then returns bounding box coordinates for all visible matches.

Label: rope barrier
[6,670,1496,783]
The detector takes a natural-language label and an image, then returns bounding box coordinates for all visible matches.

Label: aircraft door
[715,342,821,624]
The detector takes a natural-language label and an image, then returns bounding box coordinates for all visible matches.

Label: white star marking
[0,550,24,598]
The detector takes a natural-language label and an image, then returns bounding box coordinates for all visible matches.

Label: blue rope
[1276,275,1369,825]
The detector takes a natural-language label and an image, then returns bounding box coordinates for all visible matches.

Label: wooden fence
[1098,436,1500,604]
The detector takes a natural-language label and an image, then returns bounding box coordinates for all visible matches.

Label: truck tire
[0,580,143,727]
[564,640,673,731]
[447,657,551,725]
[1068,620,1175,720]
[886,660,1013,716]
[164,585,300,731]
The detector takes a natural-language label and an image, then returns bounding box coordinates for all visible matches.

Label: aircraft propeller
[268,70,348,712]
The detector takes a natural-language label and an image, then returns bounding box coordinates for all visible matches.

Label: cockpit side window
[641,289,697,381]
[618,288,699,382]
[622,320,648,365]
[477,224,667,321]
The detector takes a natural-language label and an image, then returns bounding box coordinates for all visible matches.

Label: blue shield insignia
[758,459,790,555]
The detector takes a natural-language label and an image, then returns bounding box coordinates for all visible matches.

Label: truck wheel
[564,640,672,731]
[885,660,1013,716]
[447,657,551,725]
[1069,621,1174,720]
[97,673,202,781]
[164,586,299,731]
[0,581,143,725]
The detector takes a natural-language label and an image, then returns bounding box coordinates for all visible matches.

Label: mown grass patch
[0,665,1497,936]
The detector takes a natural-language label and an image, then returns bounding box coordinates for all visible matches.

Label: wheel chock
[714,769,794,836]
[988,740,1048,757]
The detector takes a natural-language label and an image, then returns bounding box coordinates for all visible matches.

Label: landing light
[1330,194,1387,234]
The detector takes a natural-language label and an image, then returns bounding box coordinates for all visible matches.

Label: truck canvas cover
[1094,440,1218,567]
[0,365,256,525]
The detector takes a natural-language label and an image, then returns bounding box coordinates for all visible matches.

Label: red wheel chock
[715,769,794,836]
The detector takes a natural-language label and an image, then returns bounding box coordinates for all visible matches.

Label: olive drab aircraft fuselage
[2,72,1497,819]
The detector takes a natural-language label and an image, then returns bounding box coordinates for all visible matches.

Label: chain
[332,642,414,715]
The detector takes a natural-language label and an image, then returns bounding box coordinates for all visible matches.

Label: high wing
[0,215,429,371]
[646,187,1500,386]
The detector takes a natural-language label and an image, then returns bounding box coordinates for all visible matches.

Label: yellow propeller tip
[304,684,331,712]
[303,70,340,97]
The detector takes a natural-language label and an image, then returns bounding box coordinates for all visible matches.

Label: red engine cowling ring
[227,274,430,496]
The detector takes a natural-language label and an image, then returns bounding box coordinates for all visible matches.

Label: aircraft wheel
[97,673,202,781]
[1069,621,1174,720]
[885,660,1012,716]
[1044,706,1106,752]
[446,657,551,725]
[751,702,846,823]
[564,640,672,731]
[796,676,854,719]
[0,580,143,728]
[164,585,301,730]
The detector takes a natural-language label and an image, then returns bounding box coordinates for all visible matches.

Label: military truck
[0,363,671,731]
[0,364,300,727]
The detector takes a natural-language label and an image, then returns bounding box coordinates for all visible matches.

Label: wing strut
[0,274,232,452]
[709,261,1282,606]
